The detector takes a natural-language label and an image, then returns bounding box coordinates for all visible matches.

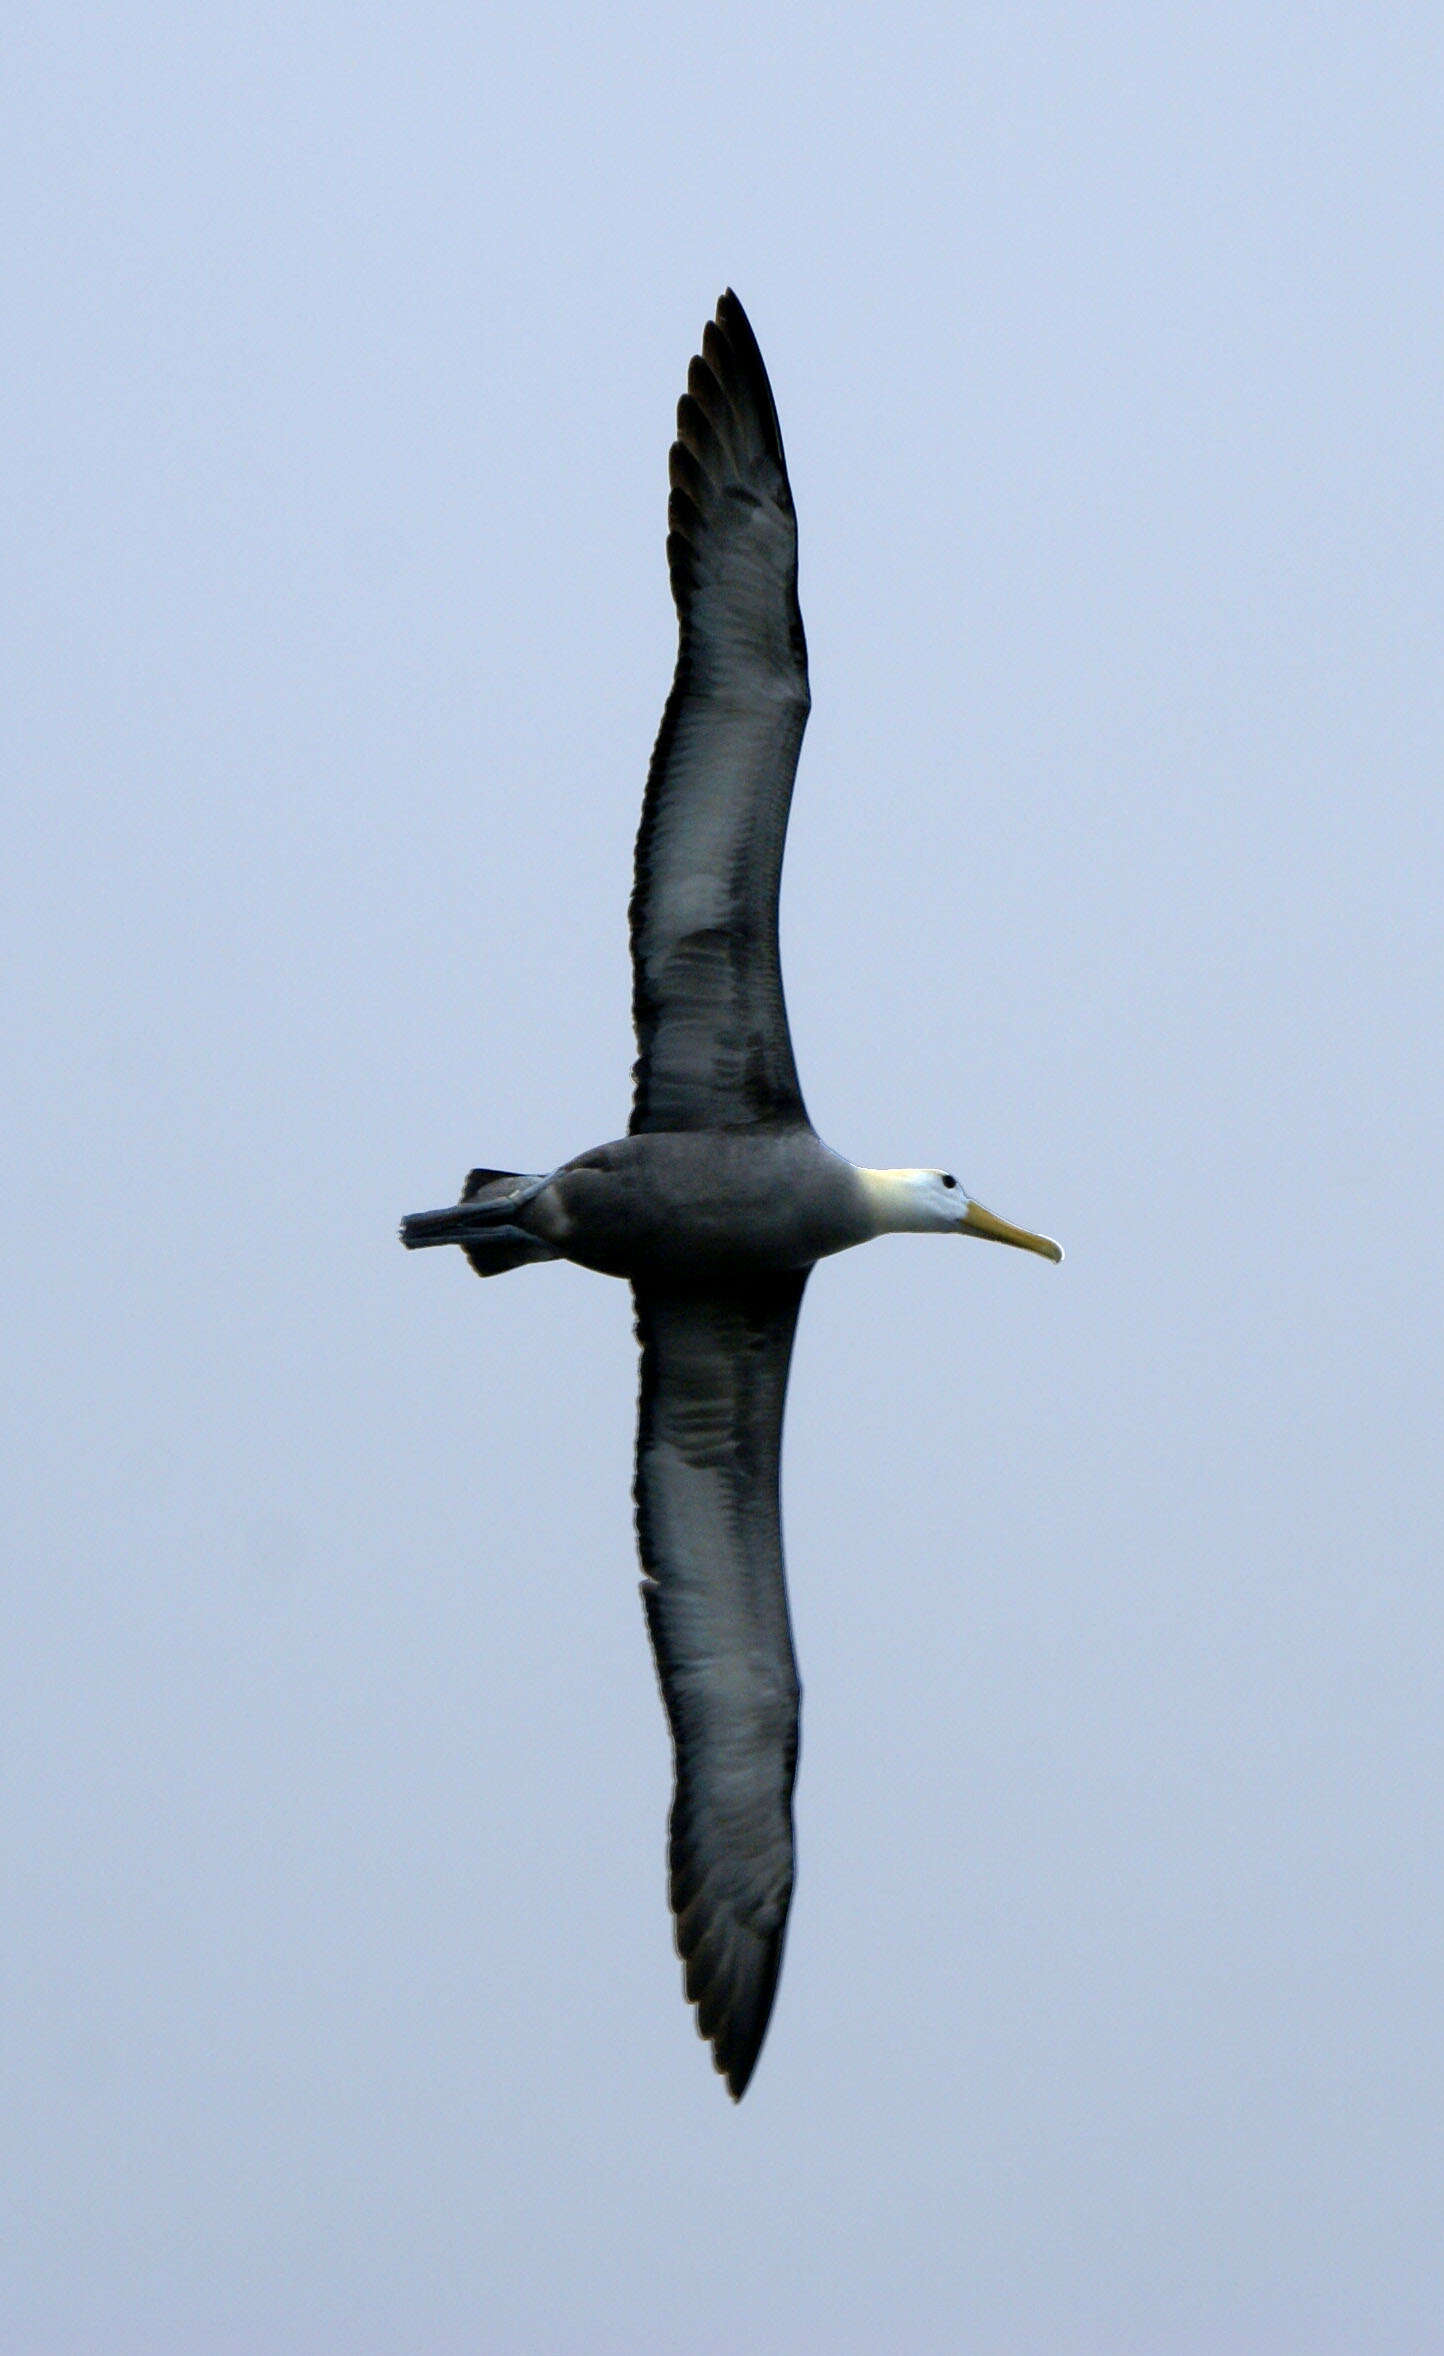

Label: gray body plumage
[402,292,1059,2098]
[530,1130,873,1281]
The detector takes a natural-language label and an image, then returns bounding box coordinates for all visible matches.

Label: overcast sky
[5,7,1442,2351]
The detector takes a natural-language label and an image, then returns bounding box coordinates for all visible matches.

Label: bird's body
[480,1132,870,1279]
[403,293,1060,2097]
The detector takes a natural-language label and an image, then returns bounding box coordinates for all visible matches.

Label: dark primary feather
[629,291,813,1136]
[632,1275,807,2097]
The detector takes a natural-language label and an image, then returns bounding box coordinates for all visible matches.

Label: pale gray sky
[5,6,1442,2350]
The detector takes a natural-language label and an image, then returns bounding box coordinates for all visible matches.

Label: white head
[858,1167,1063,1259]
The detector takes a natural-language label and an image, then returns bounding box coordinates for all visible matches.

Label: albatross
[402,292,1061,2098]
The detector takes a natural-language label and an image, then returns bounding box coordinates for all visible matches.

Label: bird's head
[860,1167,1063,1260]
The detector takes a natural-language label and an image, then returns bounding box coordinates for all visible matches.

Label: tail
[400,1167,559,1280]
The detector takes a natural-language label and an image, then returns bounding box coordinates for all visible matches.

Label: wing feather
[629,293,812,1134]
[632,1275,807,2096]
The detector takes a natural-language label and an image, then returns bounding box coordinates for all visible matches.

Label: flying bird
[402,292,1061,2098]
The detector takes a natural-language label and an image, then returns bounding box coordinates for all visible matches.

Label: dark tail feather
[461,1166,520,1199]
[463,1227,559,1280]
[400,1168,556,1278]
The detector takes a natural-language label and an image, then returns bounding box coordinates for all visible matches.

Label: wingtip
[683,1911,788,2103]
[668,288,789,518]
[719,2003,773,2099]
[704,2007,766,2103]
[724,2058,751,2102]
[709,1974,780,2102]
[712,287,765,376]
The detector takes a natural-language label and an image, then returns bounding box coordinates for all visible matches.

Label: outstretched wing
[632,1275,808,2097]
[630,291,812,1135]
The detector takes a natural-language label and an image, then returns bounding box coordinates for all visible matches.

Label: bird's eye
[941,1173,957,1189]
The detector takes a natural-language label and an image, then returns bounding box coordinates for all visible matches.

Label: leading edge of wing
[629,293,812,1136]
[632,1273,808,2097]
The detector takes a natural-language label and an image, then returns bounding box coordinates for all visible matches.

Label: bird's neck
[854,1167,949,1237]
